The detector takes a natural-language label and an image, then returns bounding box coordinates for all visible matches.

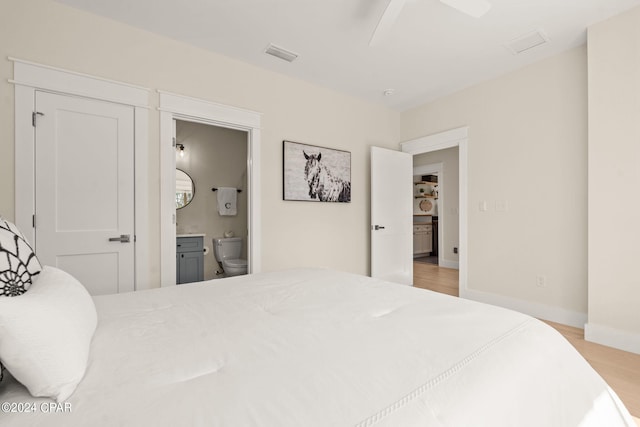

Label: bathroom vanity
[176,234,205,284]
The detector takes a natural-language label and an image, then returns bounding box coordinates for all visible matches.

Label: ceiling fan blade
[369,0,407,46]
[439,0,491,18]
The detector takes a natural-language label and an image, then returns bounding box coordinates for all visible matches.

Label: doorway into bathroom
[175,120,248,282]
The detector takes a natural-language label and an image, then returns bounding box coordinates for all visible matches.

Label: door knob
[373,225,386,230]
[108,234,131,243]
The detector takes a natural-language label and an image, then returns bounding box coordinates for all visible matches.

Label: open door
[370,147,413,285]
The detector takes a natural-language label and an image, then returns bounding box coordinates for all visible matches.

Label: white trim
[412,164,440,176]
[133,107,149,289]
[9,58,149,108]
[159,111,176,288]
[13,60,150,291]
[466,288,588,329]
[14,84,35,244]
[157,90,261,129]
[459,138,468,293]
[401,126,468,155]
[159,91,262,287]
[585,323,640,355]
[401,126,468,295]
[9,57,150,91]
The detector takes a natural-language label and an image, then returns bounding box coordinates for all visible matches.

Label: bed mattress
[0,269,634,426]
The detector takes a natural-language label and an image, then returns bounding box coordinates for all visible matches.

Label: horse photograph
[283,140,351,203]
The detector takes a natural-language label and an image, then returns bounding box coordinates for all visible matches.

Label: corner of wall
[585,323,640,355]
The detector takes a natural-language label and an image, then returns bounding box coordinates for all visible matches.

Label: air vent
[505,29,549,55]
[265,44,299,63]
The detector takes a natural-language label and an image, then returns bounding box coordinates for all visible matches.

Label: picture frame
[283,140,351,203]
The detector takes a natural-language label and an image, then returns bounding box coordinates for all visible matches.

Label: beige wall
[414,147,459,266]
[175,121,248,281]
[402,46,589,323]
[0,0,399,286]
[587,6,640,351]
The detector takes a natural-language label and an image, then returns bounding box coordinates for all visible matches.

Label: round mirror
[176,169,195,209]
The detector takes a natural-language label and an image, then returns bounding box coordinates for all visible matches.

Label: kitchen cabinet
[413,224,433,255]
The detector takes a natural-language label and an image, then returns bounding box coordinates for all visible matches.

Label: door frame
[158,91,261,287]
[11,58,150,290]
[401,126,468,297]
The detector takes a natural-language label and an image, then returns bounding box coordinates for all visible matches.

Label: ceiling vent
[505,29,549,55]
[265,44,298,63]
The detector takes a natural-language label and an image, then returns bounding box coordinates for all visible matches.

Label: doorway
[174,120,248,282]
[159,91,262,287]
[412,145,460,270]
[401,126,468,297]
[412,163,442,267]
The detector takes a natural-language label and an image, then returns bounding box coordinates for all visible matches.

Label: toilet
[213,237,248,277]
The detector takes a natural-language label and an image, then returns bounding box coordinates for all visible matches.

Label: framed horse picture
[283,140,351,203]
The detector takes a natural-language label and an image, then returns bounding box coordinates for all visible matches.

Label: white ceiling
[52,0,640,111]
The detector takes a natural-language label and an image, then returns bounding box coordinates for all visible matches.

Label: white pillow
[0,266,97,402]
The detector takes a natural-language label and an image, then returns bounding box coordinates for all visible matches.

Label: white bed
[0,268,634,426]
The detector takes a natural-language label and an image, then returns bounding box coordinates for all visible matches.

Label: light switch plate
[495,200,509,212]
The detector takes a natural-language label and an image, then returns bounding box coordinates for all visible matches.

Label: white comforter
[0,269,634,426]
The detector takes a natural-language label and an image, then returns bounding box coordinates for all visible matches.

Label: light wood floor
[413,261,640,424]
[413,261,459,297]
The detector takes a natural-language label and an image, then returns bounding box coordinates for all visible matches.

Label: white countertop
[176,233,206,238]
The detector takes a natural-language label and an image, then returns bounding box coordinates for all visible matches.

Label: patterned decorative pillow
[0,217,42,297]
[0,217,42,384]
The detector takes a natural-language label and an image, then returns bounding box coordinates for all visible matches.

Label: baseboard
[439,259,459,270]
[585,322,640,355]
[461,288,587,329]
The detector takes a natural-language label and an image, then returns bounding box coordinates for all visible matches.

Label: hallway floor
[413,261,458,296]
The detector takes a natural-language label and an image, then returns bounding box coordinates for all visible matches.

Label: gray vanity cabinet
[176,236,204,284]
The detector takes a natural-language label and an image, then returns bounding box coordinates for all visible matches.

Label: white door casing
[158,91,262,287]
[34,91,135,295]
[370,146,414,285]
[401,126,468,296]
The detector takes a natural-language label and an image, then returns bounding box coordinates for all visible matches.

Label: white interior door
[35,91,135,295]
[371,146,413,285]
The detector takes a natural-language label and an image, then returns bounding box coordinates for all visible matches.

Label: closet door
[34,91,135,295]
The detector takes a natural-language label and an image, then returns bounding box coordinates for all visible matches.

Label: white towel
[217,187,237,216]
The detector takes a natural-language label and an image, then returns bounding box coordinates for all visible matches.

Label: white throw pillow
[0,266,97,402]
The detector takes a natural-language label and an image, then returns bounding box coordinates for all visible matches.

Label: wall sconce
[177,144,185,157]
